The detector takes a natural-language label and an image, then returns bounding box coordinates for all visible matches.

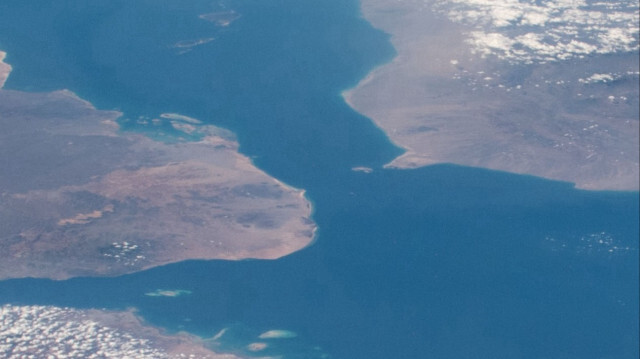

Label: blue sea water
[0,1,638,358]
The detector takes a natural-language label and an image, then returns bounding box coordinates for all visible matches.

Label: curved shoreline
[347,0,639,191]
[1,304,243,359]
[0,51,317,280]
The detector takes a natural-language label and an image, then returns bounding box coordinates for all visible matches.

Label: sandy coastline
[0,50,316,280]
[347,0,639,191]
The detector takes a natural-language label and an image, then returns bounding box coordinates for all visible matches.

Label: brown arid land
[0,52,316,280]
[1,304,244,359]
[345,0,639,190]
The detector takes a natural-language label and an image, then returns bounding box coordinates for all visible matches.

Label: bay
[0,1,637,358]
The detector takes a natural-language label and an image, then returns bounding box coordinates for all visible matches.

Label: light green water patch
[258,329,298,339]
[160,113,203,124]
[117,112,236,144]
[117,115,204,143]
[203,324,326,358]
[144,289,192,297]
[170,38,216,55]
[246,342,268,352]
[211,328,228,341]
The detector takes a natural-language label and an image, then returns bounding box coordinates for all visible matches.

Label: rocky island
[346,0,639,190]
[0,52,316,280]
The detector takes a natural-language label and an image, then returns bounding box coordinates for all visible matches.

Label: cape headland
[346,0,639,191]
[0,52,316,280]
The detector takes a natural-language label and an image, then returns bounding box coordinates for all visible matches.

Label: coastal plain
[346,0,639,190]
[0,304,243,358]
[0,53,315,280]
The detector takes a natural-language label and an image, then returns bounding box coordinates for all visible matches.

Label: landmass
[0,304,243,359]
[170,8,243,55]
[346,0,639,190]
[0,53,316,280]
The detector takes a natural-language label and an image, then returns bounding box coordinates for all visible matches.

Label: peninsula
[0,53,316,280]
[346,0,639,190]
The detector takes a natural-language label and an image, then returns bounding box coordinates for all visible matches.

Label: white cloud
[433,0,639,63]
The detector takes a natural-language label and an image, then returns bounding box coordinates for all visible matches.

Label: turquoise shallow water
[0,1,638,358]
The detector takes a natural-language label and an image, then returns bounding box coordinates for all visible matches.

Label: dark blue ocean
[0,1,638,358]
